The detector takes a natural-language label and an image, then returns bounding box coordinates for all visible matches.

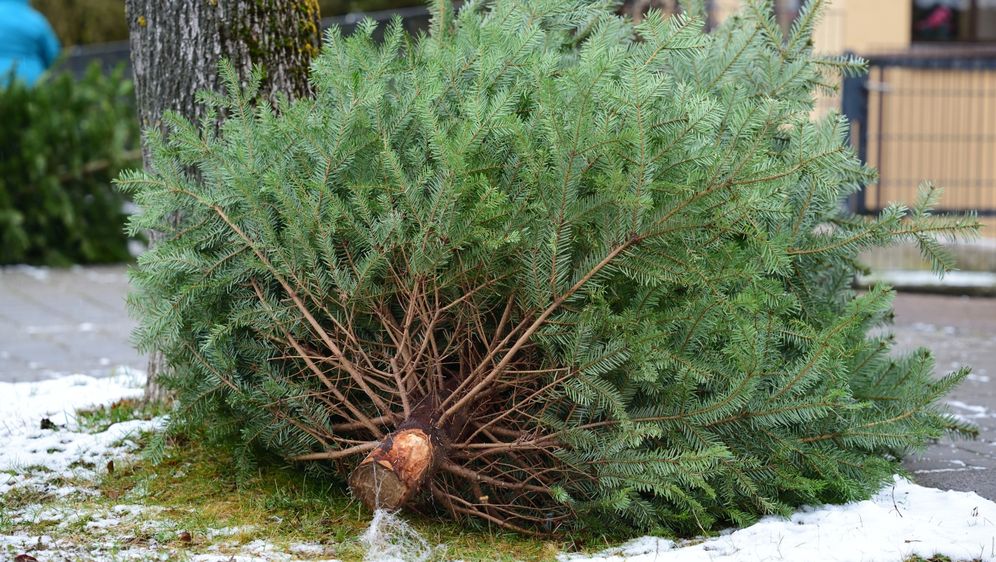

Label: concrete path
[0,265,143,382]
[0,266,993,499]
[893,293,996,500]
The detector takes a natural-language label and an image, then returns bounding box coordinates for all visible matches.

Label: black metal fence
[842,48,996,273]
[60,5,436,79]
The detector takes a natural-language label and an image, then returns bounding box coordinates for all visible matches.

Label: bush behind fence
[0,64,140,265]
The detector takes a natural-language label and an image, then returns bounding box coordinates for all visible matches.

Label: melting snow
[947,400,996,421]
[564,477,996,561]
[0,370,146,437]
[0,371,341,561]
[0,370,160,475]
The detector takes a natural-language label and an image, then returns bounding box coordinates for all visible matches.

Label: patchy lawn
[2,373,996,561]
[94,431,563,561]
[0,378,563,561]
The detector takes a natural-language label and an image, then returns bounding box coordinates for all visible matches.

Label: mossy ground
[1,399,569,560]
[96,433,566,561]
[75,398,170,434]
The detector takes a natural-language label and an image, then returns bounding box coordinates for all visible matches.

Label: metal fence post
[841,53,870,215]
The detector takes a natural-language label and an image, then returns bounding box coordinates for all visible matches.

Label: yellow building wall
[710,0,911,55]
[833,0,911,54]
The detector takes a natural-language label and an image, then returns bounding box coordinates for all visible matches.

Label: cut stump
[349,427,441,510]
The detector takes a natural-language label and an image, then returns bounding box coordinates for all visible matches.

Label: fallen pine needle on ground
[1,372,994,561]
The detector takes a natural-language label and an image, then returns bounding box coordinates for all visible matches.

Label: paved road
[0,266,993,498]
[893,293,996,500]
[0,265,143,382]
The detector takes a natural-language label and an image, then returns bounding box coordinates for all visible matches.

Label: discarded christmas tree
[121,0,979,535]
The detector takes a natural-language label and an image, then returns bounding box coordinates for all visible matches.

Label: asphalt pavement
[892,293,996,500]
[0,265,143,382]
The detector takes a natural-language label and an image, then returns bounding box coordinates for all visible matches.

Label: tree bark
[124,0,320,402]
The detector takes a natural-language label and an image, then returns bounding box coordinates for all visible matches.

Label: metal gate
[842,49,996,274]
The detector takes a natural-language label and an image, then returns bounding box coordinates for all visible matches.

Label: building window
[913,0,996,42]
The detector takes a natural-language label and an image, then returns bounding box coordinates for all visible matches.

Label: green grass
[75,398,169,433]
[0,506,14,534]
[0,486,54,511]
[95,434,565,561]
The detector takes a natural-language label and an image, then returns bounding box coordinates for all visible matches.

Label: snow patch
[187,539,340,562]
[913,466,987,474]
[0,370,146,437]
[947,400,996,420]
[0,370,161,475]
[10,265,51,282]
[564,477,996,562]
[289,542,329,555]
[205,525,257,539]
[858,270,996,290]
[0,418,161,473]
[0,372,341,562]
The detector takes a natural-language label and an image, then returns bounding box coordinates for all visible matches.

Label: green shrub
[124,0,978,535]
[0,64,140,265]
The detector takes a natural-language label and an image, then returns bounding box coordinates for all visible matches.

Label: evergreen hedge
[0,64,139,265]
[124,0,979,535]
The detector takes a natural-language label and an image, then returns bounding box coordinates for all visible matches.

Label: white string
[362,508,436,562]
[361,462,440,562]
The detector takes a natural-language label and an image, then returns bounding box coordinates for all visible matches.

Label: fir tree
[120,0,980,535]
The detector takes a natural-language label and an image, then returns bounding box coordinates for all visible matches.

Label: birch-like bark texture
[124,0,320,401]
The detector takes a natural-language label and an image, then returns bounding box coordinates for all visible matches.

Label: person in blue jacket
[0,0,61,86]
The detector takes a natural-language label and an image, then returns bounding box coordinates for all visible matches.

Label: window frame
[912,0,996,44]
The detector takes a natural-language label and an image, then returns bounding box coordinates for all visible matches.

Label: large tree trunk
[124,0,321,402]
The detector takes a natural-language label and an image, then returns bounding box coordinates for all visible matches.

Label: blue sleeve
[38,19,61,68]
